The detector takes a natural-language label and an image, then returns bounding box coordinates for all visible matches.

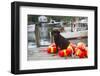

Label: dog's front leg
[56,44,59,53]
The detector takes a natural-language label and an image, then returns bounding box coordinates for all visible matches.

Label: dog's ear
[57,30,60,34]
[55,29,60,34]
[51,29,60,36]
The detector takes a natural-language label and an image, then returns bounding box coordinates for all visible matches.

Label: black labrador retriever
[51,29,70,52]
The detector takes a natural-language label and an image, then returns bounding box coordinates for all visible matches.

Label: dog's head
[51,29,60,37]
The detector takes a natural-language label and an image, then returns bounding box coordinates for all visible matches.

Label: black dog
[51,29,70,51]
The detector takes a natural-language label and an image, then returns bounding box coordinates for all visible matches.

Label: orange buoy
[77,42,86,50]
[58,49,67,57]
[47,46,57,54]
[75,47,87,58]
[66,45,73,56]
[58,45,73,57]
